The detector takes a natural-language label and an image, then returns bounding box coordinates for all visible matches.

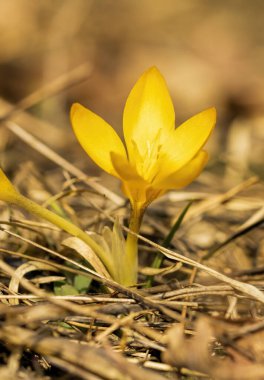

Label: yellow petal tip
[0,169,18,202]
[205,107,217,122]
[70,102,82,121]
[144,66,163,79]
[146,66,160,73]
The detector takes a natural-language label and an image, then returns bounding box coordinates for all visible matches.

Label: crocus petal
[71,103,127,177]
[159,107,216,179]
[0,169,19,202]
[123,67,175,161]
[111,152,140,182]
[111,152,150,204]
[154,150,208,190]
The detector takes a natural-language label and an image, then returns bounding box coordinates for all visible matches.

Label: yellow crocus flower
[70,66,216,286]
[71,67,216,211]
[0,68,216,287]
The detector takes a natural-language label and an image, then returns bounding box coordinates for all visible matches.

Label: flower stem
[124,203,144,286]
[13,193,116,278]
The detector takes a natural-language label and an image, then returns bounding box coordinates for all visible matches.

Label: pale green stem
[10,193,116,278]
[123,203,145,286]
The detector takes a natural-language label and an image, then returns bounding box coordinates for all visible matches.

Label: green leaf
[54,283,79,296]
[73,274,92,293]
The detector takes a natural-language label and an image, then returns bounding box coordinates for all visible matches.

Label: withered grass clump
[0,153,263,379]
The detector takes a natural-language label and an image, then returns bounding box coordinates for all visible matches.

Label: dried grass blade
[6,120,123,205]
[62,236,111,279]
[8,261,58,305]
[203,206,264,260]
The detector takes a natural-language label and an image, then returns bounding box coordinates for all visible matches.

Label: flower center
[131,129,163,183]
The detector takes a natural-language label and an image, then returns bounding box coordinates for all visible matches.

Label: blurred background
[0,0,263,186]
